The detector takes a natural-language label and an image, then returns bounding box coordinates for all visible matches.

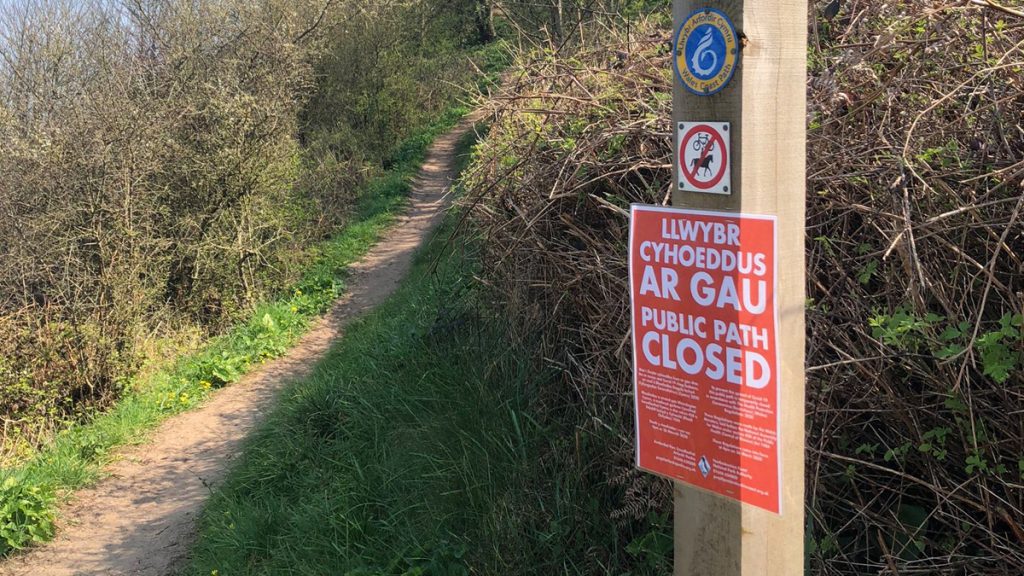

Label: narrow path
[0,114,480,576]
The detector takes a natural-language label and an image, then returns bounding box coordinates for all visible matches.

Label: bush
[0,477,54,554]
[464,6,1024,574]
[0,0,338,450]
[462,22,674,529]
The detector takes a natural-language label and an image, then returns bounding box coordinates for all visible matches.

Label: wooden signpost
[630,1,805,575]
[670,2,806,575]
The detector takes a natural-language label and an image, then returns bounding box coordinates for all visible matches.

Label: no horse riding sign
[677,122,731,195]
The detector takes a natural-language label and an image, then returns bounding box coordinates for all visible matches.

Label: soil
[0,114,480,576]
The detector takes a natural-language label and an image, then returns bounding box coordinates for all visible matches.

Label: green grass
[183,133,672,575]
[0,105,469,555]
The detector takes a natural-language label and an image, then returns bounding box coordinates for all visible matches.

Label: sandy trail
[0,114,479,576]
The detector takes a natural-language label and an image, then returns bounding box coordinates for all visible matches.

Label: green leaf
[939,325,962,341]
[261,313,277,332]
[857,260,879,285]
[944,395,967,413]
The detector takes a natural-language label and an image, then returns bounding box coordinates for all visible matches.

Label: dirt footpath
[0,114,480,576]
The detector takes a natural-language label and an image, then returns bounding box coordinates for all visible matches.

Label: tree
[474,0,494,44]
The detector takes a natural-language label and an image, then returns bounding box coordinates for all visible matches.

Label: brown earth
[0,114,480,576]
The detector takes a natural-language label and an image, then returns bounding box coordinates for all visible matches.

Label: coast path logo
[674,8,739,96]
[690,28,719,77]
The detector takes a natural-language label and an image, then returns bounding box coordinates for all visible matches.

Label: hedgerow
[463,4,1024,573]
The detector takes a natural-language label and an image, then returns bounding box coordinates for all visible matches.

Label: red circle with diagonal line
[680,124,728,191]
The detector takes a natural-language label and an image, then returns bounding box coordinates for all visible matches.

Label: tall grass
[185,134,671,575]
[0,106,468,555]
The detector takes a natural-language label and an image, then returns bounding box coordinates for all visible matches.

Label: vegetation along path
[0,114,481,576]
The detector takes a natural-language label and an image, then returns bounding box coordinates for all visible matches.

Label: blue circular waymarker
[673,8,739,96]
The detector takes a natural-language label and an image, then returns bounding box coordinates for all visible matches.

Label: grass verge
[0,106,469,555]
[183,134,672,575]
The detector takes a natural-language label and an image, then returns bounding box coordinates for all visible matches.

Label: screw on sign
[677,122,731,195]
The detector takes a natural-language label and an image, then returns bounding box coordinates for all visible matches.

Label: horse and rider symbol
[678,122,731,195]
[690,132,716,177]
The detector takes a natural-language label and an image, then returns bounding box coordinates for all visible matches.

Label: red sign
[629,204,780,514]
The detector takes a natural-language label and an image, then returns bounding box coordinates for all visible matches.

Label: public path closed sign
[629,204,781,514]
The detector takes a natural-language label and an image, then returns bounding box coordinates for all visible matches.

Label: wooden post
[671,2,806,575]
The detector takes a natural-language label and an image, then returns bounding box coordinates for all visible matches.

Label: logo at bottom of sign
[698,455,712,478]
[677,121,731,195]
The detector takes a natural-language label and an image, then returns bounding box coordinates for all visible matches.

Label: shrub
[0,477,54,554]
[464,6,1024,574]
